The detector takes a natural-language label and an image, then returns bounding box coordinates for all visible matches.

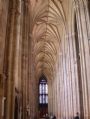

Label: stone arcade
[0,0,90,119]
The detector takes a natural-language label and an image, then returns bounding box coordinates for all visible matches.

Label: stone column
[21,1,30,119]
[74,1,90,119]
[4,0,22,119]
[0,0,9,119]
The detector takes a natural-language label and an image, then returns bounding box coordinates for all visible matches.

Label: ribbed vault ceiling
[30,0,67,80]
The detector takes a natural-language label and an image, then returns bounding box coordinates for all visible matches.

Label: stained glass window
[39,79,48,104]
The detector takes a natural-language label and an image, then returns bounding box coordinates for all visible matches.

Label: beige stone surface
[0,0,90,119]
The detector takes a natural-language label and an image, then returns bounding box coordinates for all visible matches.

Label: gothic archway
[38,75,48,118]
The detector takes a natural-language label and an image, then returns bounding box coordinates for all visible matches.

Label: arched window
[39,78,48,104]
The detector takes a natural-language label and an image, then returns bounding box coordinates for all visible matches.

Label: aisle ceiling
[30,0,68,79]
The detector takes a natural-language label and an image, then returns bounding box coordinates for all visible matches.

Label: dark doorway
[39,76,48,118]
[14,96,19,119]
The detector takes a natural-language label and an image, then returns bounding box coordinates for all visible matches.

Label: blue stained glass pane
[46,95,48,103]
[46,84,48,94]
[39,95,42,104]
[43,84,45,94]
[39,84,42,94]
[43,95,45,104]
[41,84,43,94]
[39,79,48,104]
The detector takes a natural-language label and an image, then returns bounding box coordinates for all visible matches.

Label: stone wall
[48,1,90,119]
[0,0,9,119]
